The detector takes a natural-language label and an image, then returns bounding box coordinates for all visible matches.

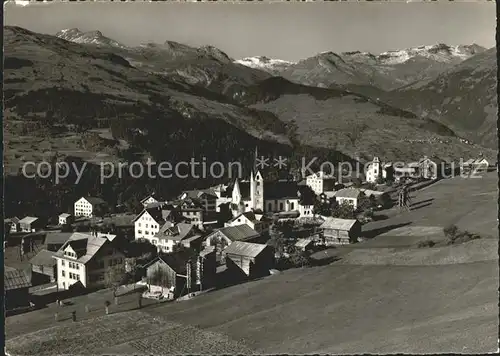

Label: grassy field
[5,172,498,354]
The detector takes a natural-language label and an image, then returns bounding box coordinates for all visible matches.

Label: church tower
[232,179,242,206]
[250,170,264,212]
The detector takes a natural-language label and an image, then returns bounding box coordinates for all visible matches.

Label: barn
[29,249,57,284]
[143,248,216,298]
[320,217,361,245]
[4,266,32,310]
[224,241,274,279]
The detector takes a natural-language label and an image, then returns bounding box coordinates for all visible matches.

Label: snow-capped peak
[56,28,126,48]
[377,43,485,64]
[234,56,294,71]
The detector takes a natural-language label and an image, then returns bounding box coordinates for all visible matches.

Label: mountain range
[3,26,496,176]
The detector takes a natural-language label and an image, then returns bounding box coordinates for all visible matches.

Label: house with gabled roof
[19,216,44,232]
[151,222,200,253]
[52,232,125,291]
[179,189,217,212]
[224,241,274,278]
[134,204,176,241]
[462,157,490,174]
[5,217,21,233]
[140,193,161,207]
[333,188,365,210]
[320,217,361,245]
[29,249,57,284]
[5,266,32,310]
[143,246,216,299]
[224,211,270,233]
[204,225,261,260]
[74,196,107,218]
[58,213,73,226]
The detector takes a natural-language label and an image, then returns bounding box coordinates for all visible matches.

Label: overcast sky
[5,2,496,61]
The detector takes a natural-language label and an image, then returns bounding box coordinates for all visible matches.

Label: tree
[268,232,287,257]
[443,224,458,243]
[331,201,355,219]
[104,264,126,297]
[289,247,311,268]
[313,201,332,216]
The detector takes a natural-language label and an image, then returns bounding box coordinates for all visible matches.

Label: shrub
[417,240,436,248]
[443,224,458,242]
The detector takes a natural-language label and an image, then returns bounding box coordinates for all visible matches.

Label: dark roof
[264,181,299,199]
[5,267,31,290]
[29,249,57,267]
[134,206,171,224]
[85,197,106,205]
[213,225,260,242]
[141,194,161,203]
[229,211,262,224]
[8,217,20,224]
[181,189,217,200]
[45,232,73,245]
[238,182,251,200]
[148,250,196,275]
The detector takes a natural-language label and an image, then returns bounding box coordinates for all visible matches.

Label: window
[138,230,142,234]
[145,231,149,235]
[61,260,65,266]
[138,223,141,227]
[290,202,295,210]
[145,224,148,228]
[76,275,80,281]
[62,270,65,277]
[76,264,80,270]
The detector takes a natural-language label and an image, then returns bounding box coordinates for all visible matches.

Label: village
[4,154,492,316]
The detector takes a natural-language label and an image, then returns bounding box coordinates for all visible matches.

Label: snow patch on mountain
[377,43,485,65]
[234,56,295,71]
[56,28,127,48]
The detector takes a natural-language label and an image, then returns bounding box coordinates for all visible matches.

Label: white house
[58,213,73,226]
[334,188,364,210]
[151,223,200,253]
[19,216,44,232]
[133,206,174,241]
[140,194,160,207]
[365,157,382,183]
[305,171,336,195]
[298,203,314,218]
[74,197,107,218]
[463,158,489,173]
[224,211,270,234]
[5,217,20,233]
[52,232,125,291]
